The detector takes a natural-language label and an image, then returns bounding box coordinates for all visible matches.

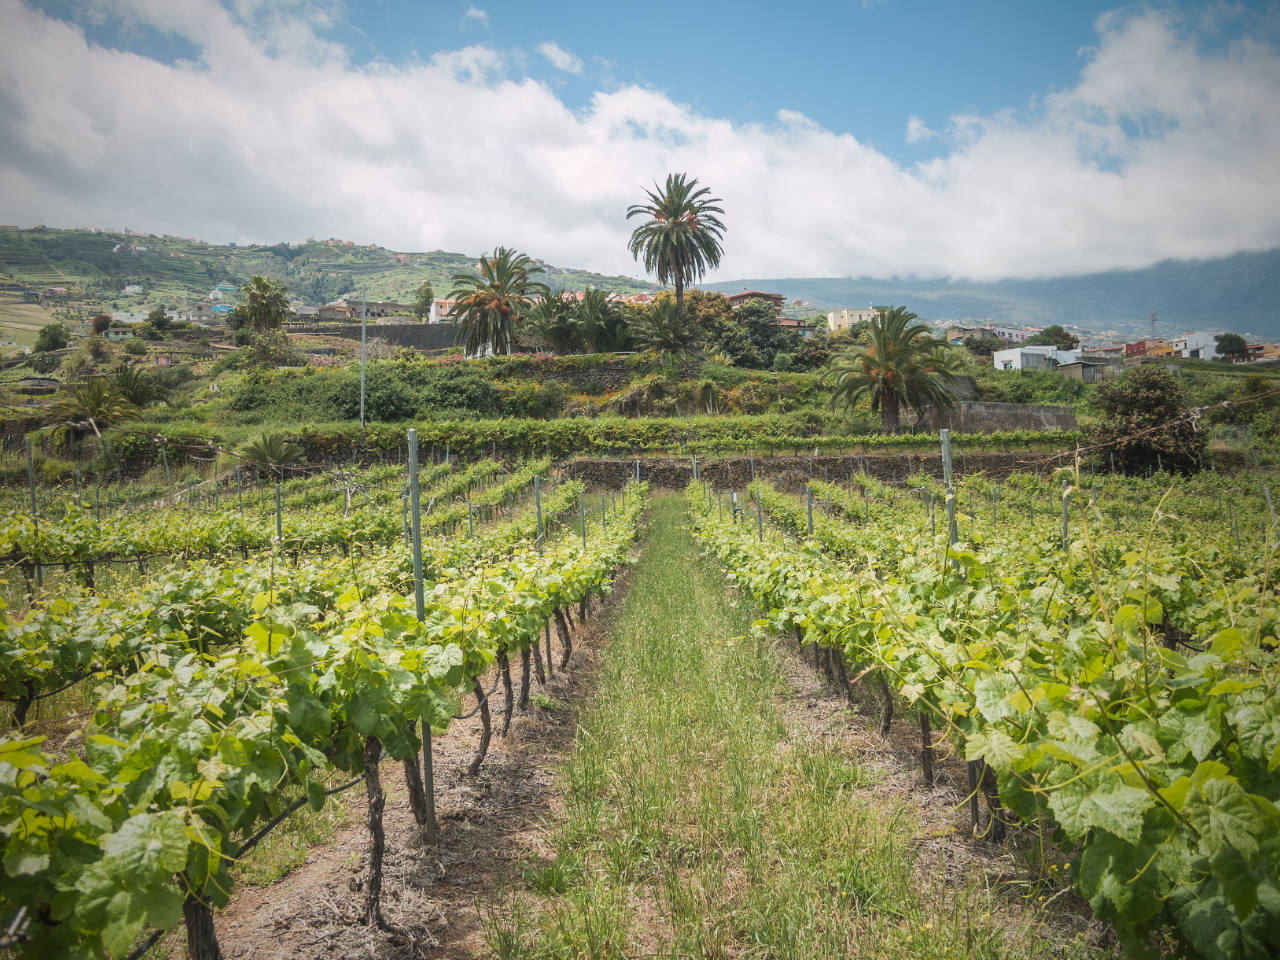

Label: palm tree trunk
[881,392,901,433]
[674,276,684,308]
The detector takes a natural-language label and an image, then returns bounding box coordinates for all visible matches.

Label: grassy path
[485,495,1090,960]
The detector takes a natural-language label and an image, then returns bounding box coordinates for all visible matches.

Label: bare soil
[767,628,1118,956]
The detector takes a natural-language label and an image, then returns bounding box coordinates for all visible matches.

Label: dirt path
[210,571,631,960]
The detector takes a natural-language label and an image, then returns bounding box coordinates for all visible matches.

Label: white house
[1171,333,1219,360]
[992,345,1082,371]
[827,306,881,333]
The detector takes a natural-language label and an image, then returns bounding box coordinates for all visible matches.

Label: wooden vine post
[942,430,973,812]
[406,429,439,843]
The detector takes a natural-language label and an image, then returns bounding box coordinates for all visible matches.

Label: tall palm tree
[447,247,549,357]
[825,306,961,433]
[628,299,700,357]
[627,173,725,307]
[239,275,291,332]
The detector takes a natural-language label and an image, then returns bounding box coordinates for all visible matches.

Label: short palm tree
[448,247,549,356]
[239,275,291,332]
[575,288,629,352]
[629,299,700,357]
[112,365,167,407]
[526,290,579,353]
[55,377,139,440]
[825,306,961,432]
[241,433,303,478]
[627,173,725,307]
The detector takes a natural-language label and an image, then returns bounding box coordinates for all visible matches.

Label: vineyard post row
[689,437,1280,960]
[0,430,649,959]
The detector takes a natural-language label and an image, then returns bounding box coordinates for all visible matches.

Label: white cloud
[905,115,935,144]
[0,1,1278,282]
[537,40,582,75]
[462,6,487,28]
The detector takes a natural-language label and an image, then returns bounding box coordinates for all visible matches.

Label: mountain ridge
[706,248,1280,340]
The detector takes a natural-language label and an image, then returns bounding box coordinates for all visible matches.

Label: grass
[483,494,1104,959]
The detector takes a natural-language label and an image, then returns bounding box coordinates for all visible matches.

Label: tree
[1025,324,1078,350]
[54,377,139,440]
[240,432,303,478]
[91,313,112,335]
[526,290,578,353]
[628,299,700,356]
[412,281,434,321]
[626,172,725,307]
[34,323,68,353]
[963,335,1004,358]
[824,306,962,432]
[1215,332,1248,361]
[146,306,171,332]
[112,365,167,406]
[447,247,548,357]
[576,288,629,352]
[1091,365,1204,474]
[239,275,290,332]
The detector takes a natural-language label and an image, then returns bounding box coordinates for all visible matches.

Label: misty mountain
[705,249,1280,340]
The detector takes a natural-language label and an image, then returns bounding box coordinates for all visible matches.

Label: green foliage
[29,352,60,374]
[411,280,434,320]
[825,306,962,432]
[239,275,290,332]
[628,300,700,356]
[1091,365,1205,474]
[248,330,304,368]
[33,323,67,353]
[627,173,725,305]
[122,338,147,356]
[83,336,107,360]
[1025,324,1079,349]
[1214,332,1247,360]
[695,474,1280,960]
[239,432,303,472]
[448,247,548,357]
[145,305,170,331]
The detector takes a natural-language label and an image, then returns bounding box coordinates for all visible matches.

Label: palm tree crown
[447,247,549,357]
[627,173,725,307]
[240,275,291,332]
[825,306,961,433]
[628,299,700,357]
[54,377,140,441]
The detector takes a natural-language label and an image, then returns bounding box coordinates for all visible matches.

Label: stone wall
[916,400,1077,434]
[560,450,1064,492]
[289,322,462,351]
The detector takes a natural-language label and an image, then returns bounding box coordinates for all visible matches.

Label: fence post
[940,429,958,547]
[535,475,543,547]
[160,441,172,504]
[25,437,41,587]
[407,429,437,841]
[806,484,814,536]
[1061,478,1070,551]
[275,474,283,542]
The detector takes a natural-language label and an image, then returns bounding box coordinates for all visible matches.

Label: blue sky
[3,0,1280,280]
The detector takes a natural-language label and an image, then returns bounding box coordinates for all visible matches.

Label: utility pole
[360,285,368,428]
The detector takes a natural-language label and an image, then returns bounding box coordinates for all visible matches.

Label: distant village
[27,263,1270,379]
